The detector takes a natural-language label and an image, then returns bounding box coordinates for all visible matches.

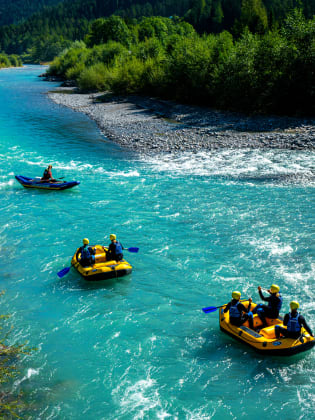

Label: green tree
[86,16,132,47]
[240,0,268,34]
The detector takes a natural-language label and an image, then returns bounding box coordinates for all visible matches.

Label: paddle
[202,299,249,314]
[126,247,139,253]
[202,305,226,314]
[57,266,71,278]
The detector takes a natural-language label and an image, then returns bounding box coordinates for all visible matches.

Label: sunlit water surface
[0,66,314,419]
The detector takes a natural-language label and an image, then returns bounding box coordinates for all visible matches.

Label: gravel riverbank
[47,88,315,153]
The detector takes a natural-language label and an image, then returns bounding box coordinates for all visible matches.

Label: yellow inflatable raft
[71,245,132,281]
[220,300,315,356]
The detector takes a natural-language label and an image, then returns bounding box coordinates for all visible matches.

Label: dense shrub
[0,53,22,68]
[85,41,129,67]
[0,54,11,68]
[108,57,146,94]
[77,62,108,91]
[47,45,88,76]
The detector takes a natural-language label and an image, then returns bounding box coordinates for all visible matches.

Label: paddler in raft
[224,291,254,329]
[275,301,314,339]
[76,238,96,267]
[104,234,126,262]
[252,284,282,328]
[40,164,58,183]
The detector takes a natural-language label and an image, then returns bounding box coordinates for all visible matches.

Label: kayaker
[252,284,282,327]
[105,234,125,262]
[224,291,254,329]
[41,165,57,182]
[275,301,313,339]
[76,238,96,267]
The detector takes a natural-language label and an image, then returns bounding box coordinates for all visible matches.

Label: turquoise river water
[0,66,314,419]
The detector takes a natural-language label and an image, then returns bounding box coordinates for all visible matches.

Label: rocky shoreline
[47,88,315,153]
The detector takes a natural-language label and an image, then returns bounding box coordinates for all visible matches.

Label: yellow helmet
[110,234,116,240]
[232,291,241,300]
[83,238,89,245]
[290,301,299,310]
[270,284,280,293]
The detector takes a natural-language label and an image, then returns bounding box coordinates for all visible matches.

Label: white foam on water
[142,149,315,183]
[159,212,180,219]
[270,245,293,256]
[0,223,10,235]
[27,368,40,379]
[0,179,14,190]
[156,410,173,419]
[248,237,294,257]
[8,148,141,178]
[117,377,163,419]
[13,367,40,387]
[109,170,140,178]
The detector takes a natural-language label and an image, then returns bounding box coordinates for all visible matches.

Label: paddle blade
[57,267,71,278]
[202,306,218,314]
[127,247,139,253]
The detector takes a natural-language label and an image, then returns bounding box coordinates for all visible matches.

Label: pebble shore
[47,88,315,153]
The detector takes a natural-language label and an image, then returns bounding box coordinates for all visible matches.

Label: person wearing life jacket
[41,165,57,182]
[275,301,313,339]
[224,291,254,329]
[252,284,282,328]
[76,238,96,267]
[105,234,125,262]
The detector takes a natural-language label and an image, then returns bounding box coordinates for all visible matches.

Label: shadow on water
[19,377,80,418]
[194,328,313,367]
[13,183,81,196]
[215,171,315,185]
[54,271,132,295]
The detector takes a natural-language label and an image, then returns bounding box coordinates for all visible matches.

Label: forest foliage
[0,0,314,115]
[47,11,315,116]
[0,0,314,62]
[0,53,22,68]
[0,0,65,26]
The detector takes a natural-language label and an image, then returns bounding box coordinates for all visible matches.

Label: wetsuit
[224,299,253,329]
[275,311,313,339]
[252,290,282,326]
[76,245,95,267]
[106,241,124,261]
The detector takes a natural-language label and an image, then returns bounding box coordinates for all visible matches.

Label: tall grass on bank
[47,12,315,116]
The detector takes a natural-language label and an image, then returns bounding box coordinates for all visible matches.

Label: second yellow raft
[71,245,132,281]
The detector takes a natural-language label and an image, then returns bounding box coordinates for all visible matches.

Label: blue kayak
[15,175,80,190]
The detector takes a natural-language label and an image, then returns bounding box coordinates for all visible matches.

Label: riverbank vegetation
[0,53,22,68]
[0,292,33,418]
[0,1,314,62]
[0,1,314,115]
[47,11,315,116]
